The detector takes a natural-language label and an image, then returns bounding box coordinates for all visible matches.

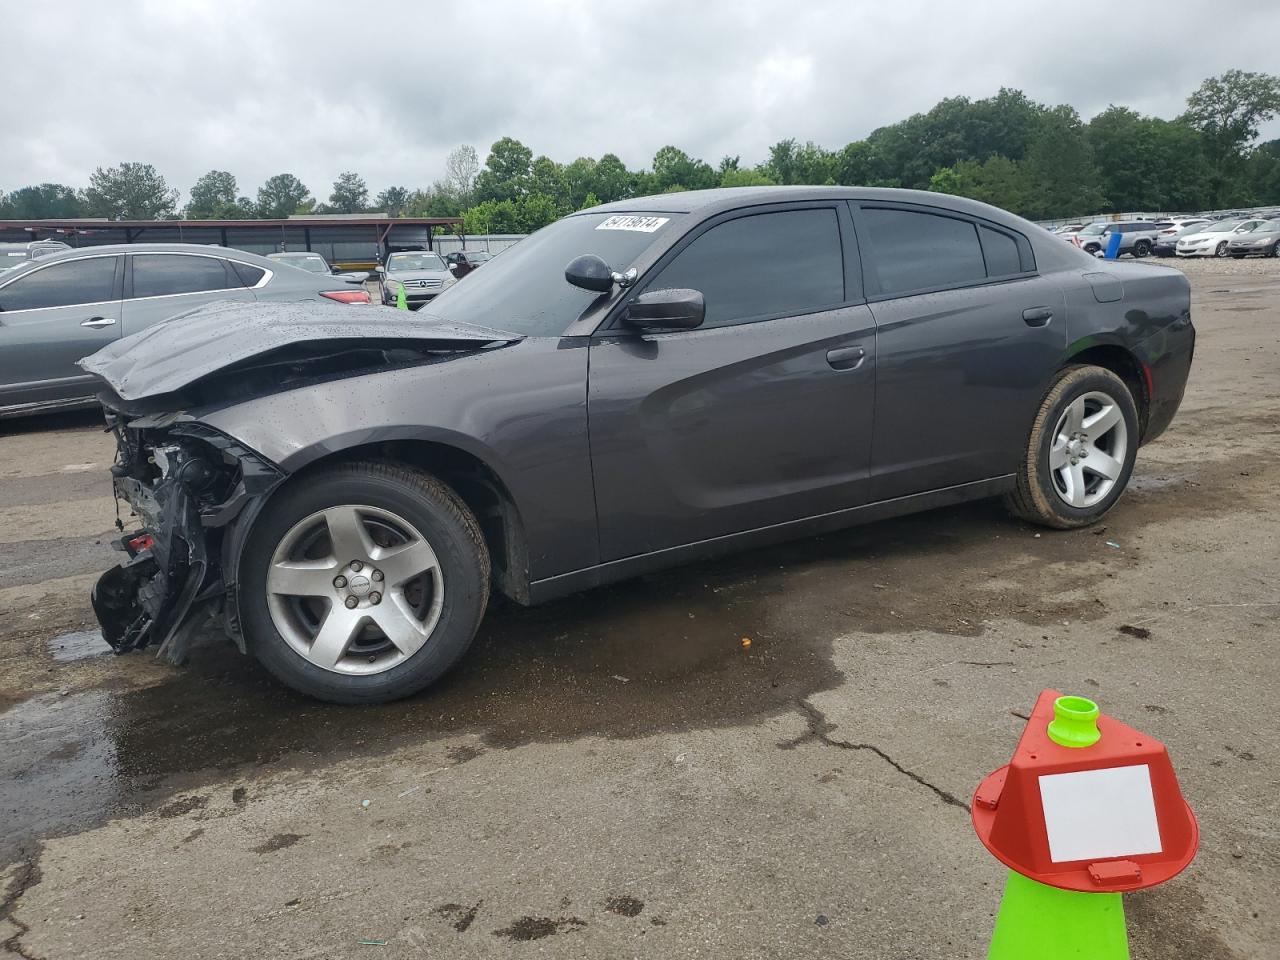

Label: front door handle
[1022,307,1053,327]
[826,345,866,370]
[80,316,117,328]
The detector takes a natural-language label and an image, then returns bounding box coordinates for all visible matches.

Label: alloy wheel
[266,504,444,675]
[1048,392,1128,509]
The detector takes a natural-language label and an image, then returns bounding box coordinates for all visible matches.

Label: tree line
[3,71,1278,233]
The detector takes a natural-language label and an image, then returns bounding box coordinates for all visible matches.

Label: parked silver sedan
[0,243,371,418]
[377,251,456,308]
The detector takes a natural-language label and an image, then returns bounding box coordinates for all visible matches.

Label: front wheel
[1004,365,1139,529]
[1270,241,1280,259]
[1215,241,1229,258]
[240,462,490,703]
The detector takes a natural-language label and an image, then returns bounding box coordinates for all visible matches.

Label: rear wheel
[1005,365,1138,529]
[240,462,489,703]
[1133,239,1151,258]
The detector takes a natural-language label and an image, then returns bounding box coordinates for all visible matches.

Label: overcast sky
[5,1,1279,203]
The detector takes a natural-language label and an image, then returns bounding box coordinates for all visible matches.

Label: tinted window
[132,255,236,298]
[229,260,267,287]
[646,209,844,329]
[0,256,117,311]
[980,226,1022,277]
[863,208,986,295]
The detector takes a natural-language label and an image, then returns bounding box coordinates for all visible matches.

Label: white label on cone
[1038,764,1163,863]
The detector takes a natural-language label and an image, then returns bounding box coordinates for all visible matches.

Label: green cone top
[1047,695,1101,748]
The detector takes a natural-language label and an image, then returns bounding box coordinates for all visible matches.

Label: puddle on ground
[46,630,111,663]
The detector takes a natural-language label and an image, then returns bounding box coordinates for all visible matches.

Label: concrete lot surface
[1,257,1277,959]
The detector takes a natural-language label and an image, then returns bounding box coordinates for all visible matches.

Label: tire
[239,461,490,704]
[1270,241,1280,259]
[1004,365,1139,530]
[1133,240,1151,258]
[1083,243,1101,255]
[1215,241,1229,258]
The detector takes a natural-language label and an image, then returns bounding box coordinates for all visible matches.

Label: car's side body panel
[199,338,600,581]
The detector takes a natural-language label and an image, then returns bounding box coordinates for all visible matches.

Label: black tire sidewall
[1133,240,1150,258]
[240,467,487,703]
[1032,370,1139,526]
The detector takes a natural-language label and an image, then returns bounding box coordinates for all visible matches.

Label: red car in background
[444,249,493,279]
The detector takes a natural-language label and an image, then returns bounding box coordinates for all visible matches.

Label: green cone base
[988,871,1129,959]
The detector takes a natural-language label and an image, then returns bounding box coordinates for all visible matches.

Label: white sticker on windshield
[596,215,670,233]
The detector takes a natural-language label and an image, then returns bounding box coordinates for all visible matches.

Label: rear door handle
[1022,307,1053,327]
[826,345,866,370]
[80,316,117,328]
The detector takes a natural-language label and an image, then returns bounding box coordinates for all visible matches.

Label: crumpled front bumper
[91,419,282,662]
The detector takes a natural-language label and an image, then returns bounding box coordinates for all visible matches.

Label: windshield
[1254,220,1280,233]
[388,253,445,271]
[1202,221,1241,233]
[421,211,684,336]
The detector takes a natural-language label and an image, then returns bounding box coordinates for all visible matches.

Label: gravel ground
[1,268,1278,959]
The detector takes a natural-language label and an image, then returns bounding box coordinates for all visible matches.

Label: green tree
[762,139,835,185]
[578,191,602,210]
[83,162,178,219]
[1023,106,1106,218]
[375,186,410,216]
[329,172,369,213]
[720,167,775,187]
[184,170,257,218]
[563,157,598,210]
[591,153,634,203]
[256,174,311,218]
[529,156,570,214]
[462,199,522,234]
[1183,70,1280,204]
[473,137,534,204]
[1088,108,1210,212]
[0,183,84,218]
[929,155,1034,215]
[517,193,560,231]
[650,146,717,192]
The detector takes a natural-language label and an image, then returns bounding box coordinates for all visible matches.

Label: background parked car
[1098,221,1169,258]
[378,250,456,307]
[267,251,369,285]
[1154,221,1215,258]
[1069,222,1110,254]
[0,243,371,417]
[1226,219,1280,258]
[0,239,73,273]
[1176,219,1270,257]
[444,249,493,279]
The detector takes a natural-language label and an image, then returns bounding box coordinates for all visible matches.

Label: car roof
[581,185,1040,231]
[7,242,274,263]
[269,251,326,258]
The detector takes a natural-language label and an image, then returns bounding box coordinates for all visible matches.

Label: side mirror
[564,254,614,292]
[448,263,458,272]
[625,288,705,330]
[375,265,386,274]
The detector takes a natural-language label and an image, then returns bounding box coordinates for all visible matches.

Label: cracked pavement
[1,259,1278,958]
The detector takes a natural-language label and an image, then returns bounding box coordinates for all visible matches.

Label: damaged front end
[93,413,282,663]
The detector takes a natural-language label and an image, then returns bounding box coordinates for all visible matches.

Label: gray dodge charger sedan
[83,187,1194,703]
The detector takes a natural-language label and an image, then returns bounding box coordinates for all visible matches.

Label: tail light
[320,289,372,304]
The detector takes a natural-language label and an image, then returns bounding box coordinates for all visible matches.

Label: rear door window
[0,256,119,311]
[645,208,845,329]
[861,207,987,295]
[132,255,238,298]
[979,226,1023,278]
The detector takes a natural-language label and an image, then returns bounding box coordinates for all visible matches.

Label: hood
[385,268,451,281]
[79,299,516,403]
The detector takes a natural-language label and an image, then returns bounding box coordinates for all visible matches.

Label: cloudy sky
[5,1,1279,203]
